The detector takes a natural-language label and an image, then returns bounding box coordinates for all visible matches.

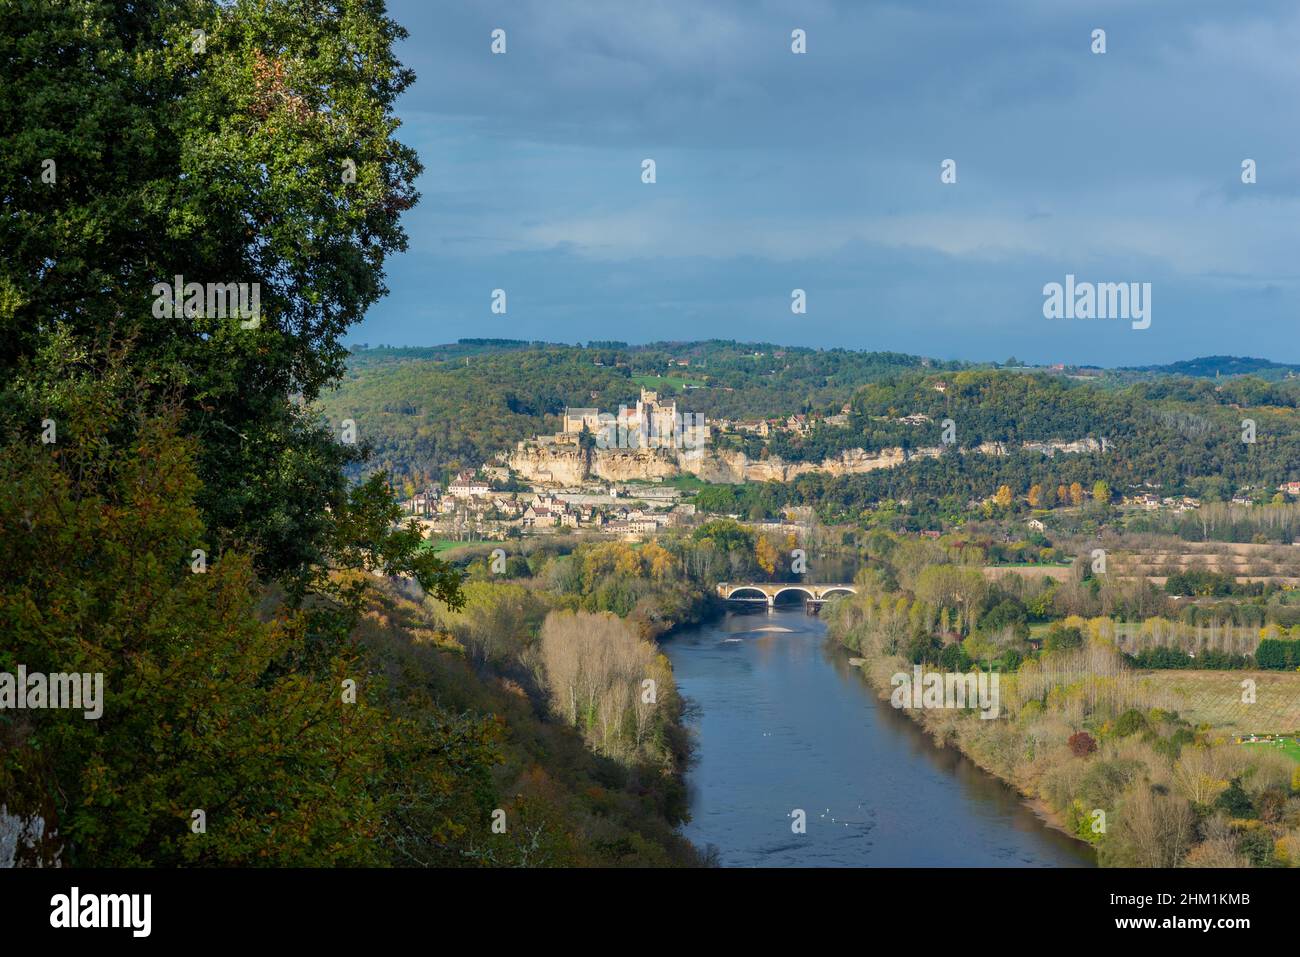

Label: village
[399,385,1300,547]
[404,467,700,543]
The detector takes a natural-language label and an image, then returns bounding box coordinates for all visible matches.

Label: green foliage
[1114,709,1148,737]
[0,0,449,595]
[1214,779,1256,819]
[1256,638,1300,671]
[905,631,941,665]
[980,598,1029,640]
[937,643,971,671]
[692,518,755,554]
[1235,828,1277,867]
[0,389,493,866]
[1045,624,1085,652]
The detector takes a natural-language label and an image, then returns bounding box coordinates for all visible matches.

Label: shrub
[1114,709,1147,737]
[1069,731,1098,757]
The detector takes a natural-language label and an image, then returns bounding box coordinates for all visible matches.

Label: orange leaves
[248,50,311,124]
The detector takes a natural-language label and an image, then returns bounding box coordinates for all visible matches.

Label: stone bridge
[716,582,857,607]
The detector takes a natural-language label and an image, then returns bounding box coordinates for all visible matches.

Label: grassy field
[661,473,711,491]
[420,538,494,555]
[1134,669,1300,735]
[632,373,705,393]
[1240,738,1300,762]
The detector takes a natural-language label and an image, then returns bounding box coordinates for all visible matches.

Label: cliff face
[1023,437,1110,455]
[592,449,681,483]
[507,438,1109,487]
[507,445,591,485]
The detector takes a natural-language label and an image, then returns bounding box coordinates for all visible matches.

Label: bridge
[716,582,857,607]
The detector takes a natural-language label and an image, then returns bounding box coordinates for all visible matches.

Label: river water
[662,606,1096,867]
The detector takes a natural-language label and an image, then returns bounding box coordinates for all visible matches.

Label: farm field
[982,565,1071,581]
[1107,541,1300,584]
[631,373,705,393]
[1240,738,1300,762]
[1135,669,1300,735]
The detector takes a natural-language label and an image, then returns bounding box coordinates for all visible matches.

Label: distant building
[562,407,601,434]
[522,505,557,529]
[557,389,706,450]
[448,471,490,497]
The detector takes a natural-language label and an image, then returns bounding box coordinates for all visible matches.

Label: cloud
[359,0,1300,364]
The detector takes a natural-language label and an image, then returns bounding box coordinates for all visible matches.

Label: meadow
[1135,669,1300,736]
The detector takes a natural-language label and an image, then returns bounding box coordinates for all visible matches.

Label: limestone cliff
[507,437,1108,487]
[507,445,591,485]
[593,449,682,483]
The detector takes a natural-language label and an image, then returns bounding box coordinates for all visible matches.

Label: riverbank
[837,648,1089,849]
[826,584,1300,867]
[663,607,1096,866]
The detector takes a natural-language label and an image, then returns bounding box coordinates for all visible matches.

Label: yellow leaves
[754,535,779,576]
[640,540,677,580]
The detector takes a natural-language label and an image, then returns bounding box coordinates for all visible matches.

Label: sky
[355,0,1300,366]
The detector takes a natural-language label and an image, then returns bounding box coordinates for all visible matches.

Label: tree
[994,484,1013,509]
[1103,784,1195,867]
[535,610,675,764]
[693,518,755,555]
[0,0,454,605]
[1214,779,1255,819]
[938,643,970,671]
[0,382,495,866]
[1092,480,1111,505]
[1046,624,1084,652]
[1069,482,1085,507]
[641,540,677,580]
[1028,483,1043,507]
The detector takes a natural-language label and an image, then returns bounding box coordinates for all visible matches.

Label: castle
[561,389,706,451]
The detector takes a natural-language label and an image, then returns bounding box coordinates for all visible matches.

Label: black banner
[0,866,1282,943]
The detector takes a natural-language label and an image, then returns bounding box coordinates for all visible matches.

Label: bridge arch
[819,587,855,599]
[724,586,770,601]
[771,586,816,604]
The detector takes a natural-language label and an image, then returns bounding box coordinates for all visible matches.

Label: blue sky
[355,0,1300,366]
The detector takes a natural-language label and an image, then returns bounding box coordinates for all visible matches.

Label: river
[662,606,1096,867]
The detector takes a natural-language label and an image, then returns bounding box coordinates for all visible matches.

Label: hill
[320,340,960,487]
[1123,356,1300,381]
